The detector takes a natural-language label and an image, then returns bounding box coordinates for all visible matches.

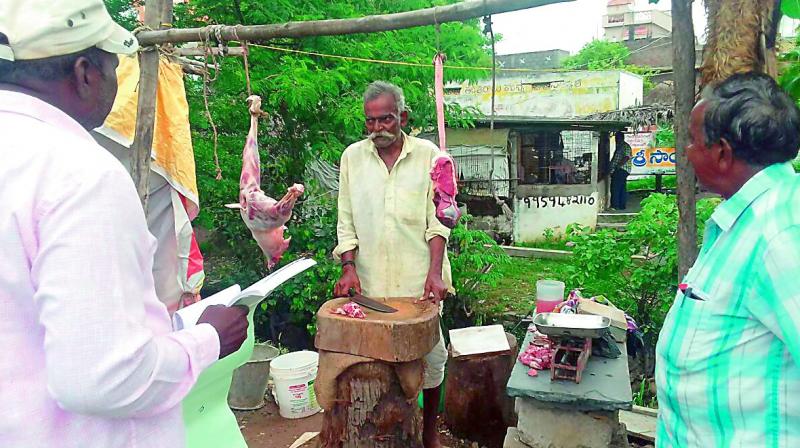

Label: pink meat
[518,335,555,371]
[226,96,304,269]
[430,154,462,229]
[331,301,366,319]
[430,53,462,229]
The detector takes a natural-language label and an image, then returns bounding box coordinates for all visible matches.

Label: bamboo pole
[672,0,697,279]
[135,0,572,46]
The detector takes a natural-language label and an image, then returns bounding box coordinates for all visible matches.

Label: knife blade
[348,288,398,313]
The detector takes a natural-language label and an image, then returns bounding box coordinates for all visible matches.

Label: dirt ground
[234,399,649,448]
[234,401,323,448]
[234,400,479,448]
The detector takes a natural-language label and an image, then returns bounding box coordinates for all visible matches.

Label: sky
[491,0,709,56]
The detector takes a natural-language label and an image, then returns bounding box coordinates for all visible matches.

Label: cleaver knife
[348,288,398,313]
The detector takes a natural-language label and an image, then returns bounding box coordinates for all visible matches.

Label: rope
[244,41,656,74]
[246,42,572,73]
[433,7,441,53]
[242,41,253,96]
[132,26,159,53]
[229,27,253,97]
[202,40,222,180]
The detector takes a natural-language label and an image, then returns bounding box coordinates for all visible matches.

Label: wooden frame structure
[671,0,697,279]
[128,0,706,275]
[129,0,572,210]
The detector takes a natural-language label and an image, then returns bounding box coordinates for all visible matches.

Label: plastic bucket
[228,343,280,410]
[535,280,565,313]
[269,350,321,419]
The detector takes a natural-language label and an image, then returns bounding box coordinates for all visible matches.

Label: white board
[449,325,511,358]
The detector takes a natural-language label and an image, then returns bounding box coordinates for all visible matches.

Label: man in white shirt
[0,1,249,447]
[333,81,453,448]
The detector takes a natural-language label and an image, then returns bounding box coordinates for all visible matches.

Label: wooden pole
[672,0,697,279]
[135,0,573,46]
[130,0,172,210]
[172,47,245,57]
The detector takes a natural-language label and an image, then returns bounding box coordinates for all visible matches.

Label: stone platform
[504,328,633,448]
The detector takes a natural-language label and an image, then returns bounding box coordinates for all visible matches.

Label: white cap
[0,0,139,61]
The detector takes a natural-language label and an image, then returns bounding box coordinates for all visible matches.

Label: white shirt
[333,134,452,297]
[0,90,220,447]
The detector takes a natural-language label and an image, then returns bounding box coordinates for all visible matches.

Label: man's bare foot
[423,430,443,448]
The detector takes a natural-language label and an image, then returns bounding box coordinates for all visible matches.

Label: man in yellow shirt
[333,81,452,448]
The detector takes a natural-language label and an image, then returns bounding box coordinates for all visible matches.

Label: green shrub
[564,194,719,339]
[443,215,511,329]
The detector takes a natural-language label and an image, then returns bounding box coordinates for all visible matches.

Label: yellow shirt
[334,133,453,298]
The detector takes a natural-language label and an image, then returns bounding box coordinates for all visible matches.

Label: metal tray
[533,313,611,339]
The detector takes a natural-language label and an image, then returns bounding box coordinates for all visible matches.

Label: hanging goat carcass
[226,95,304,269]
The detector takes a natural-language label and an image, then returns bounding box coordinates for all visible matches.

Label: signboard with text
[624,133,676,175]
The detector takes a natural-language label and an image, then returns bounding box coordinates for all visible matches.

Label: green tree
[562,39,654,89]
[105,0,140,31]
[106,1,494,346]
[562,39,632,70]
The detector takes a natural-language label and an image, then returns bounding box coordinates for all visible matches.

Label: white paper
[234,258,317,308]
[173,257,317,330]
[449,324,511,358]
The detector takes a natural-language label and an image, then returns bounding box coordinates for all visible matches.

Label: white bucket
[269,350,321,419]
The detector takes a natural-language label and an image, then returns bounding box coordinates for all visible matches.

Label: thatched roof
[586,104,673,131]
[643,81,675,105]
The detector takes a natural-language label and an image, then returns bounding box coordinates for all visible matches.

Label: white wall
[446,71,635,118]
[618,71,644,110]
[513,192,600,243]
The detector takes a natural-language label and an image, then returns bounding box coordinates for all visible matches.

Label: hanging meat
[430,52,462,229]
[430,154,461,229]
[226,95,304,269]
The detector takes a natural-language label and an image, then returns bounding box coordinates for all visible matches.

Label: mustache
[368,131,396,140]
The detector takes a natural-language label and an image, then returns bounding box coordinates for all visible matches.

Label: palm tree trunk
[701,0,781,87]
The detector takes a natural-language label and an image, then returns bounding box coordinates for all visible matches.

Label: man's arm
[33,166,224,418]
[333,150,361,296]
[333,150,358,259]
[748,225,800,363]
[423,236,448,303]
[423,168,451,303]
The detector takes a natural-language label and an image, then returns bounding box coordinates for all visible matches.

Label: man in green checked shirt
[655,72,800,447]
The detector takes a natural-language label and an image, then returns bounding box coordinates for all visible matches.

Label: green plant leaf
[783,0,800,19]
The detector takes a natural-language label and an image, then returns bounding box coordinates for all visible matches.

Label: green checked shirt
[656,162,800,448]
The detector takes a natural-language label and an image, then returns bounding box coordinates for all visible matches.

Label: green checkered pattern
[612,142,633,173]
[656,162,800,447]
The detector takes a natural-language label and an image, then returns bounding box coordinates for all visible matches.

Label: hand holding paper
[197,305,249,359]
[173,258,318,331]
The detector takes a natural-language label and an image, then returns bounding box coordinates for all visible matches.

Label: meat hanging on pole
[430,52,462,229]
[225,96,304,268]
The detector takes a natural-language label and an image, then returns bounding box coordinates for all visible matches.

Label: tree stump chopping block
[315,297,440,448]
[444,332,519,448]
[316,297,440,362]
[318,361,423,448]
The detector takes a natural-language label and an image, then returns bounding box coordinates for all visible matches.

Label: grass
[627,175,677,192]
[475,257,575,319]
[515,240,571,251]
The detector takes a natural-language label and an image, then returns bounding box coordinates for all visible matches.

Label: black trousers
[610,169,629,210]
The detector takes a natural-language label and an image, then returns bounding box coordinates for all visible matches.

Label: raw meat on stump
[225,95,304,269]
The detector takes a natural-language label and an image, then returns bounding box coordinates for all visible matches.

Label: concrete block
[516,397,623,448]
[504,427,532,448]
